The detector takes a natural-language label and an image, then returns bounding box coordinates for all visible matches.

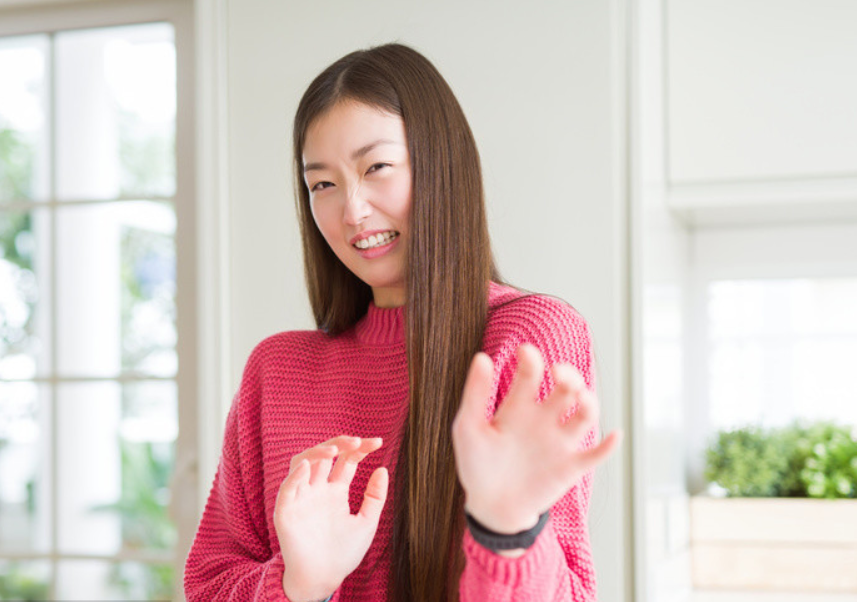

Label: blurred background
[0,0,854,601]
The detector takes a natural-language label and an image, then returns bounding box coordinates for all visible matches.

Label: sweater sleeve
[183,345,342,602]
[459,296,599,602]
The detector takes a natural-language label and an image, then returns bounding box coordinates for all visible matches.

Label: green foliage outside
[91,439,176,600]
[0,125,34,201]
[0,123,46,602]
[705,421,857,498]
[1,115,176,600]
[0,563,50,601]
[118,109,175,198]
[0,126,37,361]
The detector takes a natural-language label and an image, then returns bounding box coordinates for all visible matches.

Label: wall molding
[667,175,857,227]
[194,0,231,516]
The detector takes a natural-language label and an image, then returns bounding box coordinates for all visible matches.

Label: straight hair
[293,43,502,601]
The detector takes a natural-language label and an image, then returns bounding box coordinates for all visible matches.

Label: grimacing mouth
[352,230,400,249]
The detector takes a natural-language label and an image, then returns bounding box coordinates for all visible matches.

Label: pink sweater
[184,281,599,601]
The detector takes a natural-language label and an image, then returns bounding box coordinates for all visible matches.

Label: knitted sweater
[184,281,599,601]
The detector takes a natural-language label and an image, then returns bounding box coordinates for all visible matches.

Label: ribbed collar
[351,282,515,346]
[354,301,406,345]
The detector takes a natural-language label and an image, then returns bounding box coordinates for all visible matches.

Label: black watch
[465,510,550,551]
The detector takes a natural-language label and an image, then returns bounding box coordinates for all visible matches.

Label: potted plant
[692,422,857,592]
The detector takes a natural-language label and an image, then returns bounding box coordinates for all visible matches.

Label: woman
[184,43,621,602]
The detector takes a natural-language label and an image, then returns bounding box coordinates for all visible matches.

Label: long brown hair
[293,43,502,601]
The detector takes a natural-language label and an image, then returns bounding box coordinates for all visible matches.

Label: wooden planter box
[690,496,857,592]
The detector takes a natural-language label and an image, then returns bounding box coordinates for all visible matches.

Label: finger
[322,435,362,452]
[290,435,363,468]
[358,466,389,522]
[329,437,383,483]
[564,388,600,443]
[542,363,584,422]
[493,344,545,425]
[278,458,310,504]
[289,443,340,473]
[565,430,623,479]
[309,456,334,485]
[454,352,494,435]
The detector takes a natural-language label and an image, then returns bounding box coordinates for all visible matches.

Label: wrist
[463,499,540,534]
[282,573,336,602]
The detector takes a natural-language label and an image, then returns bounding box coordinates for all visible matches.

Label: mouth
[352,230,400,250]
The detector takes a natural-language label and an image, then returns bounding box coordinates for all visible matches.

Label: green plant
[0,562,50,601]
[0,126,35,201]
[704,426,790,496]
[89,439,176,599]
[798,422,857,499]
[705,421,857,499]
[778,423,813,497]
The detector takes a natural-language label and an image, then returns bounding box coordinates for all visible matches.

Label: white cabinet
[665,0,857,224]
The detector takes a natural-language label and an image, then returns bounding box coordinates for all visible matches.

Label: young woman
[184,43,622,602]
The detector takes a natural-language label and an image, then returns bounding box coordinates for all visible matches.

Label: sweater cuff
[263,552,288,601]
[462,517,561,584]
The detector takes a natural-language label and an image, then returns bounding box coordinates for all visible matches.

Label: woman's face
[302,101,412,308]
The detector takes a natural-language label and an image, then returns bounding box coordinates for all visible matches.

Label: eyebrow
[303,139,403,173]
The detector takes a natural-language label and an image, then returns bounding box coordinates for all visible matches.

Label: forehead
[303,101,407,160]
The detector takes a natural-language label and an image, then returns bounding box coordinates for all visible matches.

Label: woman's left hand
[452,343,622,536]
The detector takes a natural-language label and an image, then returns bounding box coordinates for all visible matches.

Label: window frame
[0,1,199,599]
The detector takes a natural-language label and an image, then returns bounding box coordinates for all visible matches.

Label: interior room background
[0,0,855,600]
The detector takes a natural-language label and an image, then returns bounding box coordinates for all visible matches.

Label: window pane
[58,381,176,556]
[708,278,857,429]
[0,559,51,600]
[55,23,175,201]
[56,560,173,601]
[0,382,51,553]
[57,381,121,555]
[118,381,178,554]
[56,201,176,378]
[0,208,51,379]
[0,35,49,203]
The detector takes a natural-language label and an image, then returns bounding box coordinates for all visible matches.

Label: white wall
[222,0,631,599]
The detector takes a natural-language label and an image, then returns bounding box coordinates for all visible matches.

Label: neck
[372,285,406,308]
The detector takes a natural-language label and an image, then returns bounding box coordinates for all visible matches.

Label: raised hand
[275,436,388,602]
[452,344,622,536]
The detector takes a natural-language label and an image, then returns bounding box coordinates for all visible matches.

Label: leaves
[0,562,50,601]
[705,422,857,499]
[704,426,789,497]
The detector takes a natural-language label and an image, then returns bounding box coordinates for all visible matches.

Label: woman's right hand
[275,436,388,602]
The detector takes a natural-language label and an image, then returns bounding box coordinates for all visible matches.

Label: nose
[343,179,371,226]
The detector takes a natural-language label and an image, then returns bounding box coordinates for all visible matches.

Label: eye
[366,162,391,174]
[310,181,334,192]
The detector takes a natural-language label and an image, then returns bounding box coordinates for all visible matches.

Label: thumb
[358,466,389,522]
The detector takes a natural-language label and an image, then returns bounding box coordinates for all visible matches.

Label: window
[707,277,857,430]
[0,6,194,599]
[688,222,857,489]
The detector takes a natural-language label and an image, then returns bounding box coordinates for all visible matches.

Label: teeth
[355,231,398,249]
